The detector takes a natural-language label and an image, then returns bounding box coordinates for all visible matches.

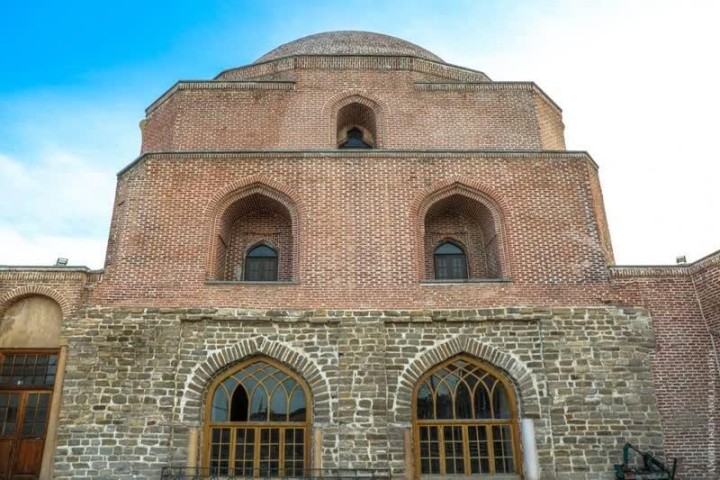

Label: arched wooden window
[244,245,278,281]
[433,242,468,280]
[414,356,520,476]
[205,359,310,477]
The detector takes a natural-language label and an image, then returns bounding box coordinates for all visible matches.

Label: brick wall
[140,69,564,153]
[610,264,720,478]
[96,152,611,308]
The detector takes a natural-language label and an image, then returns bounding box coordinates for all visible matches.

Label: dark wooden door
[0,391,51,479]
[0,352,57,480]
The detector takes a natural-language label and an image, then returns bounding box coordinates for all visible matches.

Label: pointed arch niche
[324,91,386,149]
[415,181,510,281]
[207,181,300,282]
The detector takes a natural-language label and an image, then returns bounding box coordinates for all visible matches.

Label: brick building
[0,31,718,480]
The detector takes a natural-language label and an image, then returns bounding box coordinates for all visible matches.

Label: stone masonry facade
[53,306,662,479]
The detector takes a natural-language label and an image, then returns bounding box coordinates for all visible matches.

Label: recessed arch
[206,178,301,281]
[393,337,540,424]
[181,338,332,426]
[412,179,511,280]
[323,90,388,148]
[0,286,70,319]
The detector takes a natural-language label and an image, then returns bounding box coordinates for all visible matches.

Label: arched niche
[0,295,62,348]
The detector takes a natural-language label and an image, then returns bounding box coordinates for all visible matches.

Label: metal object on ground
[614,443,677,480]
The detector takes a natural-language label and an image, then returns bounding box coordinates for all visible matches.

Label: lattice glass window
[206,359,309,477]
[414,356,520,476]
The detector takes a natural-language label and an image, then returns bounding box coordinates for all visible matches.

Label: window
[244,245,278,281]
[339,127,372,149]
[209,187,297,282]
[422,189,506,280]
[0,351,58,479]
[414,356,520,476]
[205,359,310,477]
[434,242,468,280]
[336,101,377,148]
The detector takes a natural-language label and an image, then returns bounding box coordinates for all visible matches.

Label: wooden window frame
[244,244,280,282]
[203,358,312,477]
[433,241,470,280]
[412,356,522,478]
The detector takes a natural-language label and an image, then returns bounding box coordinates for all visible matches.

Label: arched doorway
[413,355,521,477]
[204,358,311,477]
[0,295,63,480]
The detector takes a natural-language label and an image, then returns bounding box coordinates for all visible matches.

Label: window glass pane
[435,242,464,255]
[474,384,492,419]
[492,384,511,419]
[492,425,515,473]
[247,245,277,257]
[288,388,306,422]
[212,386,229,421]
[435,383,452,419]
[455,382,473,419]
[0,393,20,437]
[416,383,434,419]
[249,387,269,421]
[442,426,465,474]
[234,428,255,477]
[0,354,58,387]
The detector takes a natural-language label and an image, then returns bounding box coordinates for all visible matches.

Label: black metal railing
[160,467,390,480]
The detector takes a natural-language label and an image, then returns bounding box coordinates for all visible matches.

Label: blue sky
[1,0,718,268]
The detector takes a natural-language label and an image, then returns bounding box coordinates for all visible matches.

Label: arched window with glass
[244,245,279,281]
[205,359,310,477]
[414,356,520,476]
[433,241,469,280]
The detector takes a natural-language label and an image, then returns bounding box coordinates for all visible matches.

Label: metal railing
[160,467,390,480]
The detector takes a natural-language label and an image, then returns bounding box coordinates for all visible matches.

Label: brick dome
[255,31,444,63]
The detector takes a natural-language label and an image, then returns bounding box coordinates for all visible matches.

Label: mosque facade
[0,31,718,480]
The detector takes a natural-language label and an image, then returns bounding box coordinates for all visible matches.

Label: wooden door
[0,352,57,480]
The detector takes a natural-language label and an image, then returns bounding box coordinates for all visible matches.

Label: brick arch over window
[181,338,332,425]
[323,90,388,148]
[412,179,511,280]
[0,286,71,318]
[392,337,540,424]
[206,177,301,281]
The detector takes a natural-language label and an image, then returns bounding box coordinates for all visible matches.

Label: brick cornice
[415,81,562,115]
[146,80,296,115]
[214,55,491,83]
[119,150,597,177]
[609,249,720,278]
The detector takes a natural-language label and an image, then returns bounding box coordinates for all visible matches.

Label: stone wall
[55,306,662,480]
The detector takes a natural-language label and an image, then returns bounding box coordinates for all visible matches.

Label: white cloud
[441,0,720,264]
[0,150,117,269]
[0,226,107,268]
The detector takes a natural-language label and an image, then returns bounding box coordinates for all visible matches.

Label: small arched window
[434,242,468,280]
[339,127,373,149]
[206,359,310,477]
[414,356,520,476]
[244,245,278,281]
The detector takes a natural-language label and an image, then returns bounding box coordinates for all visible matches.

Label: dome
[255,31,444,64]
